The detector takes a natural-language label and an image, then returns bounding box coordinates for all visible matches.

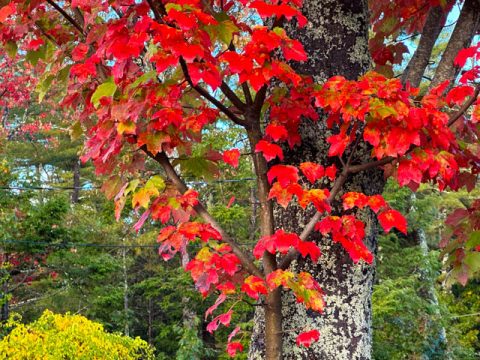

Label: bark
[247,126,283,360]
[250,186,258,241]
[430,0,480,88]
[414,228,449,358]
[408,194,448,358]
[249,1,385,359]
[402,6,446,88]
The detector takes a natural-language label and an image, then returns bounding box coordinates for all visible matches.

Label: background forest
[0,101,479,359]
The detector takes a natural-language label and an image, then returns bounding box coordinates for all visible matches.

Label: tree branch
[349,87,479,174]
[247,126,277,274]
[220,81,247,111]
[179,57,249,127]
[141,146,264,278]
[46,0,85,37]
[448,84,480,127]
[242,83,253,105]
[253,85,268,113]
[348,155,395,174]
[146,0,167,19]
[279,168,349,270]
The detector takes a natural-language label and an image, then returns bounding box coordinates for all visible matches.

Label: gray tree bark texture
[248,1,385,359]
[401,6,446,88]
[430,0,480,88]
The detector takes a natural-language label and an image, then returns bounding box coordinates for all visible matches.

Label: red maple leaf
[300,162,325,184]
[227,342,244,357]
[267,165,299,187]
[207,310,233,333]
[223,149,241,168]
[241,276,268,300]
[255,140,284,162]
[296,330,320,348]
[297,241,321,263]
[268,182,303,208]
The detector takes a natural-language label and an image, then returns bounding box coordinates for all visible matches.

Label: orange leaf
[223,149,240,168]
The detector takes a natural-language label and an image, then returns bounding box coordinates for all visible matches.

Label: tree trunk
[249,1,385,359]
[430,0,480,88]
[402,6,446,88]
[408,193,448,358]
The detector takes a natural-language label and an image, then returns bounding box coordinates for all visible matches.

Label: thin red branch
[142,147,264,278]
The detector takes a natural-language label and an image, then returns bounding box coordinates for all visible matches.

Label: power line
[0,185,99,191]
[0,239,159,249]
[0,177,256,191]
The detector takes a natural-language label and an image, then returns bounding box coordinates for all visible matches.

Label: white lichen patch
[278,238,374,360]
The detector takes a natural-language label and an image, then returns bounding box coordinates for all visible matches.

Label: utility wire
[0,185,100,191]
[0,239,159,249]
[0,177,256,191]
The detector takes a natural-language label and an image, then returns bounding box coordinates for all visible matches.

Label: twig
[46,0,85,37]
[447,84,480,127]
[179,57,248,127]
[142,146,264,278]
[279,169,349,270]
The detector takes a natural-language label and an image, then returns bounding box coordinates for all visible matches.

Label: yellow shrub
[0,310,154,359]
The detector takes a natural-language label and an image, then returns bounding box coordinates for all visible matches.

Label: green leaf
[117,121,136,135]
[464,252,480,274]
[5,40,17,58]
[26,45,47,66]
[127,70,156,91]
[145,175,165,192]
[205,12,239,45]
[165,3,182,12]
[91,78,117,108]
[466,231,480,250]
[69,121,83,141]
[125,179,140,196]
[216,20,238,45]
[57,65,72,88]
[174,157,218,180]
[379,17,398,34]
[37,74,55,102]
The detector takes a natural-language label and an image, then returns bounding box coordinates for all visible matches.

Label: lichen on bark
[248,1,385,359]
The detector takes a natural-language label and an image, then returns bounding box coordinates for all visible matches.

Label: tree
[1,0,479,359]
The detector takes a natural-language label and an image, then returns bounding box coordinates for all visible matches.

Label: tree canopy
[0,0,479,358]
